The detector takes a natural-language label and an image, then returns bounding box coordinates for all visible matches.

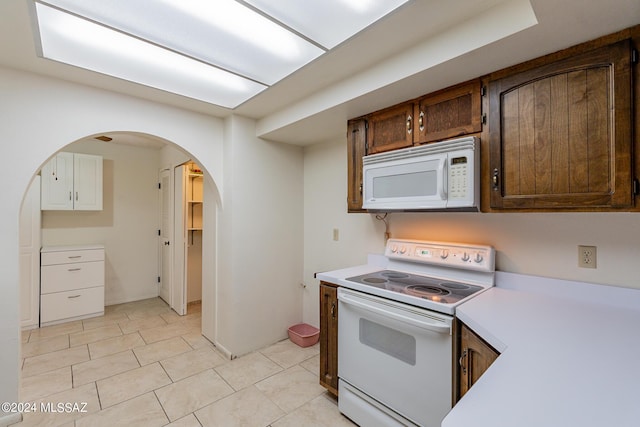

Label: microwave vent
[363,136,477,166]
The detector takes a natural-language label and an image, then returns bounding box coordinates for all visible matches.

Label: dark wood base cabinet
[319,281,339,396]
[456,321,500,402]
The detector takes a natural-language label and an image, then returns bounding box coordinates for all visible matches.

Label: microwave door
[363,156,447,210]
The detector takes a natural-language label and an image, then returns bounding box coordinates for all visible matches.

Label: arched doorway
[19,131,220,349]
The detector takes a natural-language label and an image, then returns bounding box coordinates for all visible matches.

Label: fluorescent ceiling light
[244,0,411,49]
[32,0,410,108]
[34,2,267,108]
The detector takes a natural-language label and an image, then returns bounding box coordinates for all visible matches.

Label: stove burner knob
[461,252,470,262]
[440,250,449,259]
[474,253,484,263]
[399,246,407,254]
[390,245,398,253]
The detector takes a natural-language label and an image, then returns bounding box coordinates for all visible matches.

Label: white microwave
[362,136,479,211]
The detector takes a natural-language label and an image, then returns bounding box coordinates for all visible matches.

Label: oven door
[338,287,453,427]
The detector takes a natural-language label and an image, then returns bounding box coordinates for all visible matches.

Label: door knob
[164,241,170,246]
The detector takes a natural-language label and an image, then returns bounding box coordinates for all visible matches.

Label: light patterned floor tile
[22,345,89,378]
[19,366,72,402]
[160,346,227,382]
[260,339,319,369]
[17,382,100,427]
[18,298,335,427]
[155,369,234,421]
[21,334,69,359]
[88,332,145,359]
[69,324,123,347]
[300,354,320,376]
[271,394,357,427]
[75,392,168,427]
[118,315,167,335]
[181,331,215,349]
[194,385,284,427]
[215,351,283,391]
[138,322,192,344]
[72,350,139,386]
[133,336,192,366]
[96,362,171,408]
[82,311,129,331]
[28,321,83,342]
[166,414,202,427]
[255,365,325,413]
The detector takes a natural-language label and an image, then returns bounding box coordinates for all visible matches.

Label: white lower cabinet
[40,245,105,326]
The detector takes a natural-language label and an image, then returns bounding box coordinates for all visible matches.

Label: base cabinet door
[319,281,338,396]
[457,322,499,401]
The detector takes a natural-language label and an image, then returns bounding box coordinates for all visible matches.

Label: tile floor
[17,298,355,427]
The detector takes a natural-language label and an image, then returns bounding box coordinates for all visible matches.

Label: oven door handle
[340,293,451,335]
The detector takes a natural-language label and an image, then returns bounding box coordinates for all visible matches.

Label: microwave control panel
[448,155,468,199]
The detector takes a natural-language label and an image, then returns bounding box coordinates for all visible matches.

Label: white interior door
[19,176,41,329]
[158,169,172,304]
[172,165,187,315]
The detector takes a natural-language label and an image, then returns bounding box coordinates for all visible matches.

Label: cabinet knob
[418,111,425,131]
[492,168,500,190]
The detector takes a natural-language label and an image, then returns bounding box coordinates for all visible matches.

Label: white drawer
[41,248,104,266]
[40,286,104,323]
[41,261,104,294]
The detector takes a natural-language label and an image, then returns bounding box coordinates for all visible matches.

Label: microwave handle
[438,157,447,199]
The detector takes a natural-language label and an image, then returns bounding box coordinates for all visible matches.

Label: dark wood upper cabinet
[414,79,483,144]
[488,39,634,209]
[347,118,367,213]
[366,102,414,154]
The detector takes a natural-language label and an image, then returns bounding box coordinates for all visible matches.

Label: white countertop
[445,271,640,427]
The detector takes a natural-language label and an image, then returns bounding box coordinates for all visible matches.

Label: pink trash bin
[288,323,320,347]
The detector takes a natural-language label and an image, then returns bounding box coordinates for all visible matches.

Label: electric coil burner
[348,269,484,305]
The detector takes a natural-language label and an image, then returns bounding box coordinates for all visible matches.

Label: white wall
[302,137,640,326]
[41,139,161,305]
[0,66,224,410]
[218,115,304,356]
[302,139,384,326]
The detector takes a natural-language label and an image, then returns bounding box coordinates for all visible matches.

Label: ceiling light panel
[34,2,267,108]
[36,0,324,85]
[243,0,410,49]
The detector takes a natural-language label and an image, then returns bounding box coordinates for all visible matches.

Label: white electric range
[319,239,495,427]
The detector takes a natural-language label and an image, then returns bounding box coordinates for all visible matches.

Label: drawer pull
[68,256,82,259]
[67,295,81,299]
[68,268,82,272]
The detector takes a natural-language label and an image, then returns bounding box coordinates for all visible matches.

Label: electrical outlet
[578,245,597,268]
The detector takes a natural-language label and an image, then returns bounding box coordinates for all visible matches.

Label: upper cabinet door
[73,153,103,211]
[41,152,74,210]
[41,152,103,211]
[347,119,367,213]
[366,102,414,154]
[414,79,482,144]
[489,39,633,209]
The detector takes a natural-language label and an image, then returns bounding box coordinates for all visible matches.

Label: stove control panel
[385,239,495,272]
